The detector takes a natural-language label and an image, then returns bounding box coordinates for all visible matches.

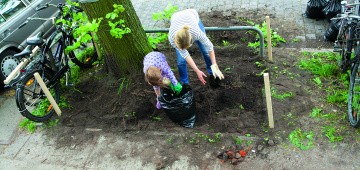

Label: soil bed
[43,8,354,168]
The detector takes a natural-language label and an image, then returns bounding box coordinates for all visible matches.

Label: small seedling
[233,136,243,145]
[313,77,322,87]
[152,115,161,121]
[222,40,230,47]
[288,128,315,150]
[322,125,344,143]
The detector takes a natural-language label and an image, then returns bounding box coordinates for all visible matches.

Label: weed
[271,87,294,101]
[224,67,231,72]
[255,61,263,68]
[167,137,174,144]
[322,125,344,143]
[310,107,323,118]
[313,77,322,87]
[298,52,339,78]
[222,40,230,47]
[195,132,221,143]
[118,77,131,96]
[239,104,245,110]
[152,115,161,121]
[326,88,347,104]
[147,4,178,49]
[19,119,37,133]
[233,136,244,145]
[291,38,301,43]
[247,21,286,49]
[124,112,136,118]
[288,128,315,150]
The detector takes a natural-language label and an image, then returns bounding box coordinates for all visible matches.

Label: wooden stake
[265,16,273,62]
[33,72,62,116]
[263,73,274,128]
[4,58,29,84]
[4,46,39,84]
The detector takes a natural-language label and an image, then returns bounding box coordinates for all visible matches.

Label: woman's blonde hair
[175,25,192,49]
[145,66,166,87]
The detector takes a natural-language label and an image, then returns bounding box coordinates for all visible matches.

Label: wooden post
[263,73,274,128]
[4,46,39,84]
[33,72,62,116]
[3,58,30,84]
[265,16,273,62]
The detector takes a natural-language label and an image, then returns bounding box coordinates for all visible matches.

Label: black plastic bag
[324,18,341,42]
[322,0,341,21]
[158,84,196,128]
[304,0,328,19]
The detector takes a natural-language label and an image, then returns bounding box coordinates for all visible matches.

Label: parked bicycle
[15,3,98,122]
[333,0,360,127]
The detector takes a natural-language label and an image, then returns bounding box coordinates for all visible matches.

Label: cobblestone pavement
[132,0,329,41]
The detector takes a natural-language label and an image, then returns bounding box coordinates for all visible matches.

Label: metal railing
[145,26,265,58]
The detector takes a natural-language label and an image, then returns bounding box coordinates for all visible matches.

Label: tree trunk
[79,0,152,77]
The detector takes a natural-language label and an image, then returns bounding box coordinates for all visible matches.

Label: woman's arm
[185,55,207,85]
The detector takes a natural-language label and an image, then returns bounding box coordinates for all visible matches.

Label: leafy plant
[289,128,315,150]
[233,136,244,145]
[247,21,286,49]
[147,4,178,49]
[152,115,161,121]
[298,52,339,78]
[310,107,323,118]
[322,125,344,143]
[313,77,322,87]
[118,77,131,96]
[271,87,294,101]
[222,40,230,47]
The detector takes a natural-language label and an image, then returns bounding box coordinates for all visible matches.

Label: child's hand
[170,83,182,94]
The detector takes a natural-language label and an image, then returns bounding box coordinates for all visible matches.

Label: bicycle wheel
[15,69,60,122]
[348,49,360,128]
[68,36,98,68]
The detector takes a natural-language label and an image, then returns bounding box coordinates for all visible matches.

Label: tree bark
[79,0,152,77]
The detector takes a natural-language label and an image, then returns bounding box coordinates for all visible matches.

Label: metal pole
[144,26,265,58]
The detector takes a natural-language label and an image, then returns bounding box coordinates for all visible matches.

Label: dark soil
[43,8,355,168]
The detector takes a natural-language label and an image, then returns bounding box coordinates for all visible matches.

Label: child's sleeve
[160,55,179,86]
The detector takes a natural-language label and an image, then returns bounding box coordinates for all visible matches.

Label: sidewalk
[0,0,332,169]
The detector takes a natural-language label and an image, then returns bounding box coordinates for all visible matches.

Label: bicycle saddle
[26,32,44,46]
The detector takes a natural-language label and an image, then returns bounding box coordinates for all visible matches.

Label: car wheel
[0,50,20,90]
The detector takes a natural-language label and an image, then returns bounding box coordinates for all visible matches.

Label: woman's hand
[195,69,207,85]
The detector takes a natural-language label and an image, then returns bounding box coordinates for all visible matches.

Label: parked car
[0,0,64,89]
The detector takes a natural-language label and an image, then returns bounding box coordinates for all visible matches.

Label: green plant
[313,77,322,87]
[291,38,300,43]
[310,107,323,118]
[222,40,230,47]
[326,88,347,104]
[224,67,231,72]
[298,52,339,78]
[288,128,315,150]
[118,77,131,96]
[147,4,178,48]
[239,104,245,110]
[167,137,174,144]
[255,61,263,68]
[233,136,244,145]
[271,87,294,101]
[152,115,161,121]
[19,118,37,133]
[247,21,286,49]
[124,112,136,118]
[322,125,344,143]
